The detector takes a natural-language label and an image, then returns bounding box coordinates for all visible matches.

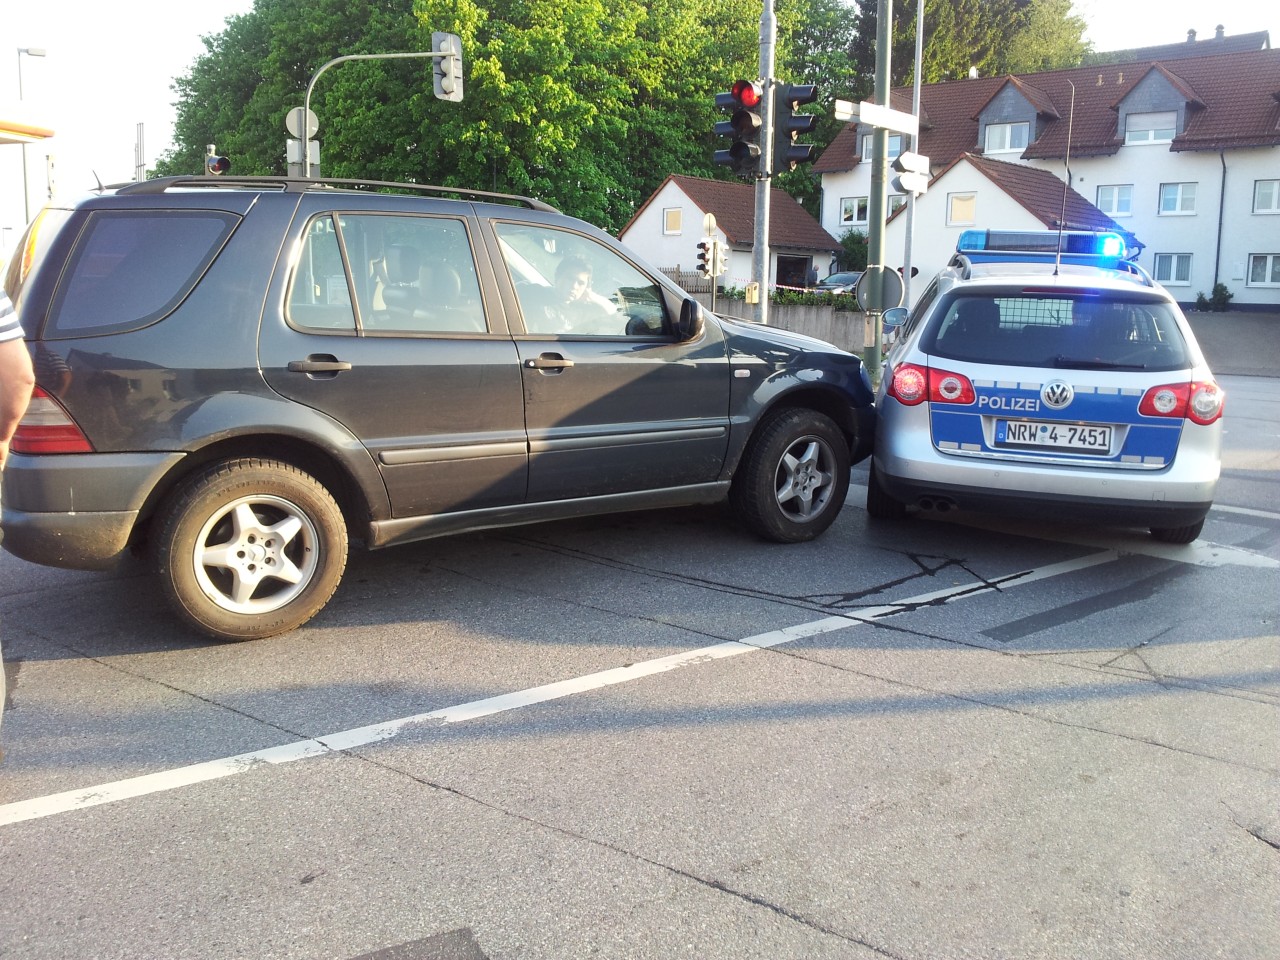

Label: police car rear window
[926,294,1191,371]
[47,210,238,337]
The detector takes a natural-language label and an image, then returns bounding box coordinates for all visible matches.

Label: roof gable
[634,175,839,251]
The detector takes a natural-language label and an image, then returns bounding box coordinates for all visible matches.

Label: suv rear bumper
[1,451,184,569]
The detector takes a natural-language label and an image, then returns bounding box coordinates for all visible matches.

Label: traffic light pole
[754,0,777,325]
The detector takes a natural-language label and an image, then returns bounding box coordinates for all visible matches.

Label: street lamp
[17,46,47,223]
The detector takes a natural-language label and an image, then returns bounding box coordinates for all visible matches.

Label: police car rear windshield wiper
[1053,356,1147,370]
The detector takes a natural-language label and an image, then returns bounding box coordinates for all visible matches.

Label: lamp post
[17,46,47,223]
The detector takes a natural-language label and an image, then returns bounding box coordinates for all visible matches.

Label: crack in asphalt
[330,748,908,959]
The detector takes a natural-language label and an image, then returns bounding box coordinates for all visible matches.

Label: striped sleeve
[0,291,22,342]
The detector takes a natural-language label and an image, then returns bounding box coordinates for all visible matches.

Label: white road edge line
[0,551,1118,827]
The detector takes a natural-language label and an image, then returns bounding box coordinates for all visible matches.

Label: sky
[2,0,1276,245]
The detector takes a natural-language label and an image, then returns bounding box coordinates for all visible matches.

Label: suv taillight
[1139,381,1225,425]
[12,387,94,454]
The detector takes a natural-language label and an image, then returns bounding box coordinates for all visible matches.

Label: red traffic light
[731,79,763,108]
[206,155,231,175]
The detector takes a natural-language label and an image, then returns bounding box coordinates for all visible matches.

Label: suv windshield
[924,293,1191,371]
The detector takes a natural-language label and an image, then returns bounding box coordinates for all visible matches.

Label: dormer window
[984,122,1029,153]
[1125,111,1177,144]
[860,133,903,161]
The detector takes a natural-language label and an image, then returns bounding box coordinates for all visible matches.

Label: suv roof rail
[111,175,560,212]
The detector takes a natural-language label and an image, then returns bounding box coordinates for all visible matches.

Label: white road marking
[0,548,1153,828]
[1212,503,1280,521]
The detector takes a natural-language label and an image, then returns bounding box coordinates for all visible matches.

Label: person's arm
[0,337,36,467]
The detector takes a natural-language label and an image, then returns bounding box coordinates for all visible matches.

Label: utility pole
[864,0,893,383]
[753,0,777,325]
[903,0,924,307]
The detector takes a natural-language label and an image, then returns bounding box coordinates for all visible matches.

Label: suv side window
[493,222,667,337]
[47,210,238,338]
[289,214,487,335]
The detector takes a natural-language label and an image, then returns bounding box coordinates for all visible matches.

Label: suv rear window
[46,210,238,337]
[925,293,1191,371]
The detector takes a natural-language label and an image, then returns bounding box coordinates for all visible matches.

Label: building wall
[620,181,821,290]
[1031,145,1280,307]
[820,140,1280,309]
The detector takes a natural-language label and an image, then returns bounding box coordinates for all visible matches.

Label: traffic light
[772,84,818,174]
[432,32,464,102]
[205,144,230,176]
[696,239,715,279]
[712,242,728,278]
[714,80,765,180]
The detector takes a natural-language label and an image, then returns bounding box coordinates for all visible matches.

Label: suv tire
[733,409,850,543]
[155,459,348,641]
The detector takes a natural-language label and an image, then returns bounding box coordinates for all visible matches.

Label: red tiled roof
[647,175,840,251]
[814,47,1280,169]
[1087,29,1270,65]
[959,154,1127,233]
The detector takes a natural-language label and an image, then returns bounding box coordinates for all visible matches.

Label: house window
[947,193,976,226]
[662,208,682,235]
[984,122,1029,153]
[860,133,903,160]
[840,197,869,225]
[1097,184,1133,217]
[1248,254,1280,286]
[1159,182,1196,215]
[1125,111,1177,144]
[1254,180,1280,214]
[1153,253,1192,286]
[888,195,907,216]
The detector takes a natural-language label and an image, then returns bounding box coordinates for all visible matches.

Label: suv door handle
[288,356,353,373]
[524,354,574,372]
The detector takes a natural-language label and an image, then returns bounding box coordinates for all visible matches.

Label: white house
[619,174,840,291]
[814,32,1280,309]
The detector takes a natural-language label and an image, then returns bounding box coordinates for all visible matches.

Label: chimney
[1187,29,1196,43]
[1215,25,1225,40]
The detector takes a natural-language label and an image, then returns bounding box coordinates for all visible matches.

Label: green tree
[850,0,1088,87]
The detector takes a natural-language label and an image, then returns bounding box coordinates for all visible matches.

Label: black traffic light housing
[205,144,230,176]
[696,239,714,279]
[714,80,765,180]
[772,84,818,174]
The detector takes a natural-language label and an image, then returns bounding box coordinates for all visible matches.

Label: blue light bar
[957,229,1128,259]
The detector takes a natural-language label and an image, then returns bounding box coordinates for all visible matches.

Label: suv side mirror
[674,298,705,342]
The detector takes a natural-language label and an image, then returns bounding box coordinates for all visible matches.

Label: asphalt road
[0,373,1276,960]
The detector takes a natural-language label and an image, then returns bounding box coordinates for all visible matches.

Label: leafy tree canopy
[157,0,1086,231]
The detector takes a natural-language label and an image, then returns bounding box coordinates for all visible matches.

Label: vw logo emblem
[1041,380,1074,410]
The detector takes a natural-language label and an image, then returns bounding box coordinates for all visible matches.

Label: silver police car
[869,230,1224,543]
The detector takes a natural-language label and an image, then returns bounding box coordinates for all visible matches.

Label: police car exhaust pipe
[917,497,956,512]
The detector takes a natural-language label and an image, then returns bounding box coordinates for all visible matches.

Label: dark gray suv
[3,177,874,640]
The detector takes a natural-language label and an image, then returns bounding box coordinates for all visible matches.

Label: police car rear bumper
[875,410,1220,528]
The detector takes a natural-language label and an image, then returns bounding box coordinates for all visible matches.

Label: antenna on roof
[1054,80,1076,276]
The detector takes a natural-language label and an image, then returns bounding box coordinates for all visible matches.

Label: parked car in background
[816,271,863,295]
[869,230,1223,544]
[2,176,876,641]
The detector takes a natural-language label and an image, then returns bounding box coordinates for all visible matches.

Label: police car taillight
[1138,381,1224,425]
[888,364,975,406]
[888,363,928,405]
[929,368,976,405]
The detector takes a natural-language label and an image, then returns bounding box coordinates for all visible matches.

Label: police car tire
[154,459,348,641]
[1149,519,1203,544]
[866,462,908,520]
[732,408,850,543]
